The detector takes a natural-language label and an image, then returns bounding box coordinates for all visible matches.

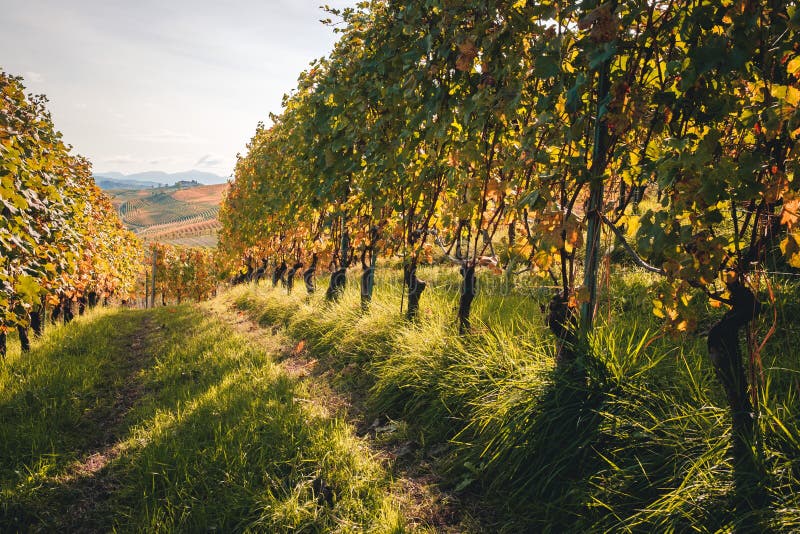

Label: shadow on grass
[222,284,793,532]
[444,351,780,532]
[727,417,775,532]
[0,309,152,529]
[1,305,391,533]
[445,359,609,532]
[0,311,149,473]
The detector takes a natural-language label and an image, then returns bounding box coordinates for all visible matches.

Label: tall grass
[1,306,405,532]
[231,265,800,532]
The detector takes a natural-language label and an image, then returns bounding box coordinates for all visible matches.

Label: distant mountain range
[94,170,229,190]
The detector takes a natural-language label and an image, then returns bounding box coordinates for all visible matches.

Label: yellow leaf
[787,86,800,107]
[780,233,800,268]
[781,195,800,229]
[788,56,800,77]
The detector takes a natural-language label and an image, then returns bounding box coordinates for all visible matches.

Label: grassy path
[52,313,157,529]
[205,295,465,533]
[1,310,155,530]
[5,279,800,531]
[0,304,418,532]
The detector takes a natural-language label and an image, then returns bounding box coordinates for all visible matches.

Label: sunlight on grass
[3,266,799,531]
[228,266,800,532]
[0,305,403,532]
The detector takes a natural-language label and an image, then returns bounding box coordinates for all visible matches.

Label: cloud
[3,1,347,177]
[103,154,137,164]
[195,153,225,168]
[148,157,176,165]
[128,129,206,144]
[23,71,44,83]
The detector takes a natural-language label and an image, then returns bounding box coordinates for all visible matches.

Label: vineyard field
[166,234,219,248]
[6,0,800,531]
[111,183,227,247]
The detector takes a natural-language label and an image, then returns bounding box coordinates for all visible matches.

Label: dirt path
[51,314,158,531]
[205,296,468,532]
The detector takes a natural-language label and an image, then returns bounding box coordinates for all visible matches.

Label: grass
[230,264,800,532]
[0,306,405,532]
[3,263,799,531]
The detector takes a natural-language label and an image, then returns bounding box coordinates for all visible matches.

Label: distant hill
[110,183,228,248]
[97,171,126,180]
[94,170,228,190]
[96,177,162,190]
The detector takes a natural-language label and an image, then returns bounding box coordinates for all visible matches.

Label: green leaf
[14,274,42,304]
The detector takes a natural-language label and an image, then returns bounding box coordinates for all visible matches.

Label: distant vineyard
[133,216,219,249]
[119,198,145,216]
[166,234,219,248]
[137,217,220,239]
[111,185,224,249]
[119,195,219,228]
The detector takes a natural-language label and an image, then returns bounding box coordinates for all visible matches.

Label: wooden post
[580,26,614,336]
[150,246,158,309]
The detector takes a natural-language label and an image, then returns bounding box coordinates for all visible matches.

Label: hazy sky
[2,0,355,177]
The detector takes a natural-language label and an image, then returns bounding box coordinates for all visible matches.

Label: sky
[2,0,355,178]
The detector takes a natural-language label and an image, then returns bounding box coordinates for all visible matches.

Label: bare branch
[429,229,464,265]
[601,214,665,275]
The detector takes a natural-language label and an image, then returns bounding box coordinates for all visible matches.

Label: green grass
[230,265,800,532]
[3,265,799,532]
[0,306,404,532]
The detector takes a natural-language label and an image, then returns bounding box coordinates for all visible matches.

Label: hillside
[111,183,227,247]
[94,170,228,189]
[3,270,800,531]
[94,177,161,190]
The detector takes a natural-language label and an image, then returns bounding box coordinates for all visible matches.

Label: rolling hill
[95,177,162,190]
[94,170,228,189]
[111,183,228,248]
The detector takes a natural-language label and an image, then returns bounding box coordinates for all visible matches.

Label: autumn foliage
[149,243,219,304]
[1,70,141,336]
[221,1,800,331]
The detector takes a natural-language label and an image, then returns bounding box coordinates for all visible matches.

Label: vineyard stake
[150,246,158,309]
